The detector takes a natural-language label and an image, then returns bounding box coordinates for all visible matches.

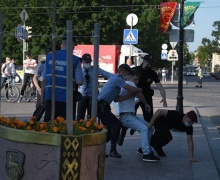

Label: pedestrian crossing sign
[123,29,138,44]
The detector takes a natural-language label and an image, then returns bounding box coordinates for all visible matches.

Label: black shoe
[195,85,198,88]
[199,86,202,88]
[152,146,166,157]
[109,150,121,158]
[137,148,143,155]
[143,152,160,162]
[117,134,125,146]
[130,129,136,135]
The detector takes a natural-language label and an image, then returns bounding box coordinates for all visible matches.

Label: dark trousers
[1,77,8,90]
[77,96,92,120]
[97,100,122,146]
[44,100,76,122]
[150,118,173,148]
[135,95,153,122]
[20,73,34,96]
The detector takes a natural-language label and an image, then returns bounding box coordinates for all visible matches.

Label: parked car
[215,71,220,80]
[202,72,211,78]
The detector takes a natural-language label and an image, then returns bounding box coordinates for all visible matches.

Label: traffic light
[25,26,32,41]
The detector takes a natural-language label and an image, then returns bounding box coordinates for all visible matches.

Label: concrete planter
[0,125,106,180]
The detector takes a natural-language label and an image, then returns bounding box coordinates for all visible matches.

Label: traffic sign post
[167,50,178,61]
[123,29,138,44]
[19,9,29,84]
[161,44,168,60]
[125,13,138,58]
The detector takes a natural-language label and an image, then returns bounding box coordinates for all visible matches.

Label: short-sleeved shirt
[133,65,160,95]
[157,110,193,135]
[23,59,37,74]
[97,74,126,104]
[79,67,114,96]
[118,81,136,113]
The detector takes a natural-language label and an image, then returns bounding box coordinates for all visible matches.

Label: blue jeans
[120,114,154,154]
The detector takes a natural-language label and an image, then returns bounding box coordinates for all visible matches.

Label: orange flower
[79,119,84,123]
[78,126,87,131]
[29,119,34,125]
[85,121,91,128]
[53,126,59,133]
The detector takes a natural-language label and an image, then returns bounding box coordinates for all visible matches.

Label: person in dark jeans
[97,64,142,158]
[18,53,37,103]
[148,109,200,162]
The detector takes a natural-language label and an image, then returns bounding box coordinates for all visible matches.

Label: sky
[186,0,220,52]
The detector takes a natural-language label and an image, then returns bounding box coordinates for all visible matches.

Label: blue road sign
[123,29,138,44]
[16,26,24,39]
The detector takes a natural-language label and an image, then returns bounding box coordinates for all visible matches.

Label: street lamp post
[176,0,185,113]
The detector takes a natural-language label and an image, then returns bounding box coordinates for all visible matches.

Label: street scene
[0,1,220,179]
[1,76,220,179]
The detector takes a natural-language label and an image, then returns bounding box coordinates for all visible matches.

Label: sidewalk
[104,101,220,180]
[0,95,219,179]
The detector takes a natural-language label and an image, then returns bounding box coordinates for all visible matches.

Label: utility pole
[176,0,185,113]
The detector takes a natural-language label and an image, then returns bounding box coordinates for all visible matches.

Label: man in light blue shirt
[77,53,114,120]
[97,64,142,158]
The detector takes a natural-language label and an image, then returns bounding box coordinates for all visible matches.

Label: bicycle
[3,76,20,103]
[23,78,37,102]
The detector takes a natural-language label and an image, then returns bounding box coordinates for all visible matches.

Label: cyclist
[1,57,14,89]
[18,52,37,103]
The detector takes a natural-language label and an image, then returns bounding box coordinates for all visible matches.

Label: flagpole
[176,0,185,113]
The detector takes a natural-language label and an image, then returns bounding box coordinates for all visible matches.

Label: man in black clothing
[148,109,199,162]
[133,54,167,122]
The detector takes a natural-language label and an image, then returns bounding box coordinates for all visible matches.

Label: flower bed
[0,116,107,180]
[0,116,104,135]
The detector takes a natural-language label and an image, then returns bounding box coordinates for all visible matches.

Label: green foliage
[0,0,171,68]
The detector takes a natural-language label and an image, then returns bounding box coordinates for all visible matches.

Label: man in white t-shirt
[114,69,160,162]
[18,52,37,103]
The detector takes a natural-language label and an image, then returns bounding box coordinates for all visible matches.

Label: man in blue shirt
[43,35,83,122]
[97,64,142,158]
[77,53,114,120]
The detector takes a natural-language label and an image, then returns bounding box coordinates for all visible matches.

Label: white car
[202,72,211,78]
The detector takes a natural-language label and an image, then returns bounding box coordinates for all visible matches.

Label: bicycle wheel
[24,85,32,102]
[31,87,38,102]
[5,85,20,103]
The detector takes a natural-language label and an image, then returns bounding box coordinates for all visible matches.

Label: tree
[0,0,169,68]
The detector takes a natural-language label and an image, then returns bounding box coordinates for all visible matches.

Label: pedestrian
[130,54,167,134]
[97,64,142,158]
[161,67,167,84]
[1,57,13,89]
[115,69,160,162]
[18,52,37,103]
[77,53,114,121]
[195,66,203,88]
[148,109,200,162]
[43,34,83,122]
